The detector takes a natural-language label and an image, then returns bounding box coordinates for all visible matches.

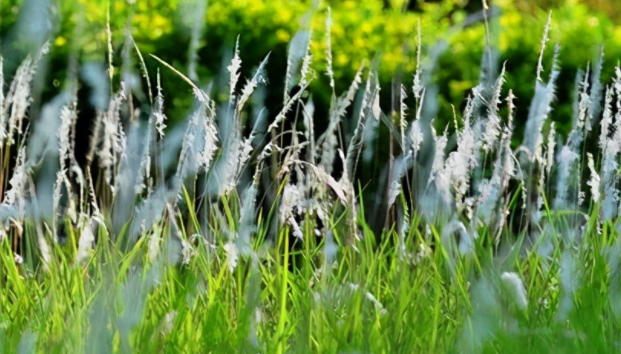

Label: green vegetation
[2,0,620,130]
[1,0,621,353]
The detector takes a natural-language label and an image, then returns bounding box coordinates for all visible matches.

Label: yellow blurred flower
[276,29,290,43]
[55,36,67,47]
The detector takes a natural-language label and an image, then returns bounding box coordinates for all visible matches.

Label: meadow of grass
[1,7,621,354]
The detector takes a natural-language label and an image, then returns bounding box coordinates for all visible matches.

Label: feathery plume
[546,122,556,176]
[267,83,309,134]
[475,124,514,226]
[344,71,379,181]
[427,126,448,186]
[175,108,209,188]
[107,7,114,83]
[299,30,314,88]
[399,84,408,142]
[412,20,424,100]
[506,89,516,129]
[4,147,28,211]
[223,242,239,273]
[601,139,620,221]
[58,102,77,170]
[227,36,242,103]
[237,53,271,112]
[372,85,381,120]
[147,223,163,262]
[554,146,579,209]
[522,44,559,162]
[599,85,613,150]
[150,54,216,116]
[154,70,167,139]
[180,237,195,265]
[135,117,154,195]
[586,152,600,203]
[4,57,35,144]
[303,98,316,163]
[198,104,219,174]
[284,30,311,103]
[280,184,303,239]
[318,64,364,175]
[586,47,605,132]
[325,8,335,91]
[86,112,104,167]
[445,114,478,210]
[501,272,528,310]
[387,154,411,208]
[98,88,127,187]
[52,169,64,228]
[3,43,49,144]
[482,63,506,152]
[75,215,96,265]
[536,12,552,83]
[409,121,424,158]
[576,72,591,131]
[219,133,254,196]
[236,175,260,257]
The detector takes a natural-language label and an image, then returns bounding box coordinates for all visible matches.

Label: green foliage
[3,191,621,352]
[3,0,620,133]
[2,2,621,351]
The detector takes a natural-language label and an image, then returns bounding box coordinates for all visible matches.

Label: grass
[4,199,621,353]
[2,6,621,354]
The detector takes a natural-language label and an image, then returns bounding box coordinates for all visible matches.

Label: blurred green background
[1,0,620,138]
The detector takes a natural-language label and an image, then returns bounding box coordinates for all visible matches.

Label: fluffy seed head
[501,272,528,310]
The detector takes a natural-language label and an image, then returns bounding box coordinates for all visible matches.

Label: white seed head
[223,242,239,273]
[227,37,242,102]
[501,272,528,310]
[75,215,96,265]
[586,152,600,203]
